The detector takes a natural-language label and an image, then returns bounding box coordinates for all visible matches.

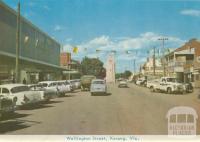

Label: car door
[160,79,167,90]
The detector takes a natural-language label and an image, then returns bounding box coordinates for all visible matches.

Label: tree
[124,70,132,79]
[115,70,132,79]
[81,57,106,78]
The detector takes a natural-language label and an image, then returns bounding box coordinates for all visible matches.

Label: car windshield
[92,81,104,84]
[166,78,177,83]
[11,86,30,93]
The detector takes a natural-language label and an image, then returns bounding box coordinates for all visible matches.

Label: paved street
[0,83,200,135]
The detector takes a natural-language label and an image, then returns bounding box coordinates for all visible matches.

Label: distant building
[141,57,163,76]
[60,52,80,79]
[106,54,115,83]
[60,52,71,67]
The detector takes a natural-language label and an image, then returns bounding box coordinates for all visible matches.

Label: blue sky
[3,0,200,73]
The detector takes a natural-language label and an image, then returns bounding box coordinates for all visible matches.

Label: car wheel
[167,88,172,94]
[150,86,154,92]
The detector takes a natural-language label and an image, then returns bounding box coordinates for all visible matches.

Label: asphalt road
[0,83,200,135]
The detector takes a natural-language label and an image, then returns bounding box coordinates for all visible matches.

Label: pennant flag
[96,49,101,52]
[24,36,29,43]
[35,39,39,47]
[111,50,116,54]
[135,50,137,55]
[73,46,78,53]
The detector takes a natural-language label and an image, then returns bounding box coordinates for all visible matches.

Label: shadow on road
[19,103,54,110]
[42,100,64,105]
[91,92,112,96]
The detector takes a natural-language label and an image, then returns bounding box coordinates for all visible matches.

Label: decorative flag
[35,39,39,47]
[135,50,138,55]
[24,36,29,43]
[73,46,78,53]
[96,49,101,52]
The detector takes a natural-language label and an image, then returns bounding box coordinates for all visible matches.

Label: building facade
[60,52,80,79]
[165,39,200,87]
[0,2,64,84]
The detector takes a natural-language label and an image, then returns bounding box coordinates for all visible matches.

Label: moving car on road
[90,79,107,95]
[118,80,128,88]
[0,84,41,107]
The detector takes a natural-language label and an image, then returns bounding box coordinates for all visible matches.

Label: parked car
[148,77,185,94]
[182,82,193,93]
[38,81,59,97]
[80,75,96,91]
[56,80,72,96]
[90,79,107,95]
[0,84,41,106]
[136,78,146,86]
[0,95,17,118]
[146,79,160,92]
[118,80,128,88]
[68,79,81,90]
[28,84,57,101]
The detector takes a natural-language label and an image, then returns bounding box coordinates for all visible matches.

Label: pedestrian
[23,78,26,84]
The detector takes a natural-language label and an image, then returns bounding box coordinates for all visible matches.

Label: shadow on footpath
[0,119,41,134]
[0,113,31,121]
[91,92,112,96]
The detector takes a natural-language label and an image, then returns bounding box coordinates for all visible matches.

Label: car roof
[0,84,26,90]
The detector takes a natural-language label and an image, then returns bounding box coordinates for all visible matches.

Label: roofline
[0,51,67,71]
[0,1,61,47]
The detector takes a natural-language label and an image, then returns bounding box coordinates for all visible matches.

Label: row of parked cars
[135,76,193,94]
[0,79,81,118]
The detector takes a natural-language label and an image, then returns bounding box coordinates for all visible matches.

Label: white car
[28,84,57,101]
[0,95,17,118]
[149,77,185,94]
[68,79,80,90]
[136,78,145,85]
[90,79,107,95]
[118,80,128,88]
[56,80,72,96]
[38,81,59,97]
[0,84,41,106]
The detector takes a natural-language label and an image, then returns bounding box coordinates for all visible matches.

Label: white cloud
[54,25,64,32]
[89,35,111,45]
[43,5,51,11]
[63,32,185,72]
[180,9,200,17]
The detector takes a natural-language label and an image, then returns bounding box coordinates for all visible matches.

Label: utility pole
[153,47,156,76]
[15,2,20,83]
[133,59,136,75]
[158,37,168,76]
